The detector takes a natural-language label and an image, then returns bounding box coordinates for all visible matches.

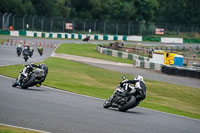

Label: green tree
[134,0,158,22]
[55,0,71,17]
[31,0,58,16]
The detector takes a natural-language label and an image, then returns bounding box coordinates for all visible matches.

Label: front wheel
[24,56,28,62]
[103,100,112,108]
[12,80,18,87]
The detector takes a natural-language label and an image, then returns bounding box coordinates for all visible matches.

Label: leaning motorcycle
[103,76,140,112]
[37,47,43,56]
[83,36,90,41]
[12,66,45,89]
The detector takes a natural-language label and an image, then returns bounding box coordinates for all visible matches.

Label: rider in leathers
[16,63,48,87]
[108,75,146,106]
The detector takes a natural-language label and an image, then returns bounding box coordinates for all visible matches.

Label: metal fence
[1,13,200,36]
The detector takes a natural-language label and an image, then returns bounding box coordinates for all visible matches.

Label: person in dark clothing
[31,63,48,86]
[23,46,29,55]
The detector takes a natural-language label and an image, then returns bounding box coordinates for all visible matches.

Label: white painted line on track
[1,74,200,122]
[51,43,61,57]
[0,123,50,133]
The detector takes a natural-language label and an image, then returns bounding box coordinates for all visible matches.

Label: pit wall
[1,30,200,44]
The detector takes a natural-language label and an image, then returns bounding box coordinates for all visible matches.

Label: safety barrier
[96,45,164,71]
[96,45,149,61]
[2,30,200,43]
[135,60,162,70]
[161,65,200,79]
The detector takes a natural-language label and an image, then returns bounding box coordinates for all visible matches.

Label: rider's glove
[120,82,125,87]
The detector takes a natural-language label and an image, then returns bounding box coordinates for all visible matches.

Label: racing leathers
[16,63,48,87]
[108,78,146,104]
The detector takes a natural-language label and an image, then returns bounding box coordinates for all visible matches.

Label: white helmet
[134,75,144,82]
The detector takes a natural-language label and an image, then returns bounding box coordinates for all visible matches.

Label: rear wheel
[21,76,36,89]
[118,96,136,112]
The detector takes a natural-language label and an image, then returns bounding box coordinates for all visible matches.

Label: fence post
[41,16,45,32]
[116,21,119,35]
[23,15,27,30]
[51,18,53,32]
[128,22,131,35]
[83,19,87,32]
[94,19,97,34]
[32,16,36,31]
[63,19,65,32]
[72,18,76,33]
[104,21,106,35]
[12,14,17,29]
[2,13,7,29]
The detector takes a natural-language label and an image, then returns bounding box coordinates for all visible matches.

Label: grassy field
[0,57,199,119]
[0,125,40,133]
[55,43,134,64]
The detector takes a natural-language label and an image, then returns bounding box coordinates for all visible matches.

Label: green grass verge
[0,57,199,119]
[0,125,40,133]
[55,43,134,64]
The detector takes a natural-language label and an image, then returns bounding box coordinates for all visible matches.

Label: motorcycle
[103,76,141,112]
[12,66,45,89]
[83,36,90,41]
[37,47,43,56]
[28,48,34,58]
[16,47,22,57]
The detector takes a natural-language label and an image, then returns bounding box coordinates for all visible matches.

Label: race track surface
[0,76,200,133]
[0,43,54,66]
[0,36,200,133]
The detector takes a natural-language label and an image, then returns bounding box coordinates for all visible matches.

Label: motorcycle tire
[21,76,36,89]
[103,100,112,108]
[118,96,136,112]
[24,56,28,62]
[12,80,18,87]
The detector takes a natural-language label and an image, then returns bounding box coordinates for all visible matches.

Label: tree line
[0,0,200,24]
